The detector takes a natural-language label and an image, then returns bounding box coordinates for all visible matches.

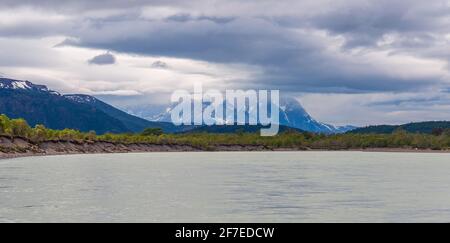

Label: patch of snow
[65,95,96,103]
[49,90,61,96]
[12,81,31,89]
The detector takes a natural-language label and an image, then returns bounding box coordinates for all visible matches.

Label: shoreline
[1,136,449,161]
[2,149,449,161]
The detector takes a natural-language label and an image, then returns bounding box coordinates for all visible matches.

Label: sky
[0,0,449,126]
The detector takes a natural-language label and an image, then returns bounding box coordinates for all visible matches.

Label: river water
[1,151,450,222]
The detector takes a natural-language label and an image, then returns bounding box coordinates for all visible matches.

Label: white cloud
[0,37,260,96]
[300,91,450,126]
[91,90,142,96]
[1,0,450,125]
[140,6,184,20]
[0,7,70,26]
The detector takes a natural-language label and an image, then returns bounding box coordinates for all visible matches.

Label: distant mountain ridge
[2,77,447,136]
[349,121,450,134]
[0,78,58,94]
[126,97,357,134]
[0,78,176,134]
[0,77,355,135]
[64,94,177,133]
[277,97,356,133]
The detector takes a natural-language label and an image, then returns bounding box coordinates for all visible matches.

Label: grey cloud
[367,96,447,107]
[0,0,164,11]
[310,0,450,48]
[0,23,68,38]
[2,0,450,94]
[88,53,116,65]
[151,61,169,69]
[65,14,447,93]
[0,0,194,13]
[165,14,235,24]
[308,0,450,73]
[77,18,305,64]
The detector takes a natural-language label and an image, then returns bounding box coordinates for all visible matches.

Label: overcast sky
[0,0,449,126]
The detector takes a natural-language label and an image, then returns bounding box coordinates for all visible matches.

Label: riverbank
[0,135,273,160]
[1,135,448,160]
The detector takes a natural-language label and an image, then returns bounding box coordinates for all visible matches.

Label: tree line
[1,114,449,150]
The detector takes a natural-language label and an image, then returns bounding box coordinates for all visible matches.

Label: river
[1,151,450,222]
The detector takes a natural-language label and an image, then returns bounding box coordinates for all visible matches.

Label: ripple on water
[0,152,450,222]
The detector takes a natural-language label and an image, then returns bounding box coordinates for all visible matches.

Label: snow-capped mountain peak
[0,78,60,95]
[125,96,357,134]
[0,78,34,90]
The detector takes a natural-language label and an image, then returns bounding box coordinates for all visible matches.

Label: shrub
[432,128,445,136]
[0,114,11,134]
[10,118,31,137]
[0,114,448,150]
[141,128,163,136]
[85,131,97,141]
[30,124,47,142]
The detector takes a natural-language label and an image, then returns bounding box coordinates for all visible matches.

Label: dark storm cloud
[2,0,450,93]
[309,0,450,47]
[88,53,116,65]
[65,17,310,64]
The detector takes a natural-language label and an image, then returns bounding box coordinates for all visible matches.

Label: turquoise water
[1,151,450,222]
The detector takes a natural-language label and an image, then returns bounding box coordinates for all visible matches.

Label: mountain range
[0,78,177,134]
[0,77,356,134]
[125,97,356,134]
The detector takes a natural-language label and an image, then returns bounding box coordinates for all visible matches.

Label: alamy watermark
[170,84,280,136]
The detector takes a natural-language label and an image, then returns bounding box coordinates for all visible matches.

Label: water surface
[1,152,450,222]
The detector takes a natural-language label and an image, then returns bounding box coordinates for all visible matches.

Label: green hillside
[349,121,450,135]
